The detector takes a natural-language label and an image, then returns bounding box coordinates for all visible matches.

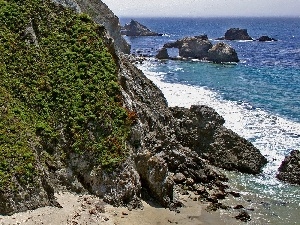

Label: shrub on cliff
[0,0,132,214]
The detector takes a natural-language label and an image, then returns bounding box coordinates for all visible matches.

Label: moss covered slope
[0,0,131,214]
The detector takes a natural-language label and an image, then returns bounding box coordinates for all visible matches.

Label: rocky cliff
[52,0,130,53]
[0,0,267,215]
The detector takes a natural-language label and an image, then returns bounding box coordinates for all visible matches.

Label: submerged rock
[258,35,278,42]
[208,42,239,63]
[277,150,300,185]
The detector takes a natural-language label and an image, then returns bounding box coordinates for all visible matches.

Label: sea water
[120,17,300,224]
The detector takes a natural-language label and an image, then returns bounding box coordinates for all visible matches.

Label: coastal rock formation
[207,42,239,63]
[277,150,300,185]
[161,35,239,63]
[258,35,278,42]
[156,47,169,59]
[219,28,253,41]
[52,0,130,53]
[163,35,212,59]
[122,19,161,36]
[118,54,230,207]
[170,105,267,174]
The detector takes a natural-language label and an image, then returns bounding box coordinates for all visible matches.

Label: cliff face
[0,0,267,215]
[52,0,130,54]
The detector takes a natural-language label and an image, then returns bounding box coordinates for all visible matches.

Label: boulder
[156,47,169,59]
[207,42,239,63]
[179,37,212,59]
[135,152,174,207]
[164,35,212,59]
[170,105,267,174]
[222,28,253,40]
[258,35,277,42]
[277,150,300,185]
[122,19,161,36]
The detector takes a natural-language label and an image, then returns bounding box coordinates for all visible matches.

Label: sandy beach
[0,190,242,225]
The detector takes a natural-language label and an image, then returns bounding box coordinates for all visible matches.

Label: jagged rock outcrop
[117,54,231,207]
[51,0,130,53]
[277,150,300,185]
[162,35,239,63]
[156,47,169,59]
[170,105,267,174]
[122,19,161,36]
[51,0,81,12]
[258,35,277,42]
[163,35,212,59]
[208,42,239,63]
[218,28,253,41]
[0,174,59,215]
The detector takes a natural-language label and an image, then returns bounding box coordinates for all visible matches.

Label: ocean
[120,17,300,224]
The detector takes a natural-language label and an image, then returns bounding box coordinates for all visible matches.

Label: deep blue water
[121,17,300,224]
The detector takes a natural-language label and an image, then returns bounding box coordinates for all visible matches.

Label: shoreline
[135,58,300,225]
[0,190,241,225]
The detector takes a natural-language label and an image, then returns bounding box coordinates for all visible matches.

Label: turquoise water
[121,17,300,224]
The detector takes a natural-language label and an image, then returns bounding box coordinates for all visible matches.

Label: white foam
[138,62,300,183]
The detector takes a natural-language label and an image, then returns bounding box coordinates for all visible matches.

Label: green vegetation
[0,0,132,191]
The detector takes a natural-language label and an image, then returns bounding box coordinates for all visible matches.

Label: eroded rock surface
[277,150,300,185]
[122,20,161,36]
[208,42,239,63]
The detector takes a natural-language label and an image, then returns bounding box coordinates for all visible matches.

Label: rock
[179,37,212,59]
[164,35,212,59]
[51,0,81,12]
[258,35,278,42]
[170,105,267,174]
[235,210,251,222]
[207,42,239,63]
[277,150,300,185]
[72,0,131,53]
[233,205,244,209]
[223,28,253,40]
[156,47,169,59]
[173,173,186,183]
[122,19,161,36]
[163,35,240,63]
[213,191,227,199]
[135,152,174,207]
[21,21,39,46]
[229,191,241,198]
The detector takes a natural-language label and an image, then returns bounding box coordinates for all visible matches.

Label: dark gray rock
[235,210,251,222]
[170,105,267,174]
[163,35,240,63]
[258,35,277,42]
[156,47,169,59]
[208,42,239,63]
[164,35,212,59]
[277,150,300,185]
[223,28,253,40]
[179,37,212,59]
[122,20,161,36]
